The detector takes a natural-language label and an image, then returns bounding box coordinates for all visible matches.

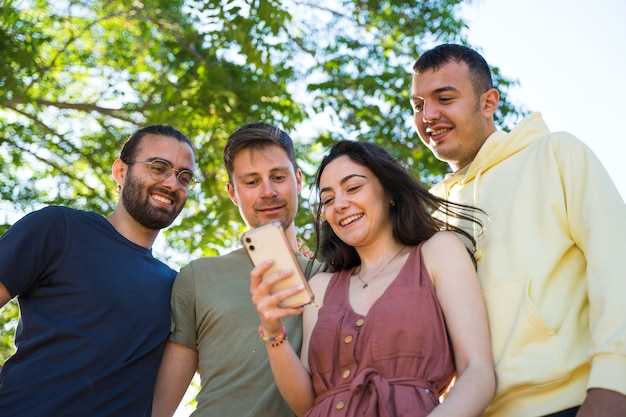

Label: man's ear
[482,88,500,118]
[295,168,303,195]
[112,158,127,189]
[227,182,238,206]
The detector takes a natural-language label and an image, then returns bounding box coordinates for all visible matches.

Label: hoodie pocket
[483,278,567,394]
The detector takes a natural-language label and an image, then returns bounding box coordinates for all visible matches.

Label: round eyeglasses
[123,159,199,190]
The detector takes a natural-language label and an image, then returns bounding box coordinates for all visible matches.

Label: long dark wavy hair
[310,140,485,273]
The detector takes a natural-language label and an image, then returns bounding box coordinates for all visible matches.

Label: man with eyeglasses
[0,125,197,417]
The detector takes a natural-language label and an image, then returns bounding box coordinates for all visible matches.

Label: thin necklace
[356,246,406,289]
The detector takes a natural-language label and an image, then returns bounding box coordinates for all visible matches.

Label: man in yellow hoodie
[410,43,626,417]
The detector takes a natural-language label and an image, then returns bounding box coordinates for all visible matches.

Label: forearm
[152,341,198,417]
[426,363,495,417]
[251,262,317,415]
[265,339,315,417]
[567,141,626,397]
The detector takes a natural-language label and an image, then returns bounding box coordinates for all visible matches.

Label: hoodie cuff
[587,353,626,395]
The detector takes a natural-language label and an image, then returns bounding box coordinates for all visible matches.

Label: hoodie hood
[437,112,550,191]
[430,112,551,261]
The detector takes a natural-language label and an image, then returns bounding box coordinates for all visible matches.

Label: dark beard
[121,173,185,230]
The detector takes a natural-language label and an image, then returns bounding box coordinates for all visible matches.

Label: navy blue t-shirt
[0,206,177,416]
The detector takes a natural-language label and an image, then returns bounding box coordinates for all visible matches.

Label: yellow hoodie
[430,113,626,416]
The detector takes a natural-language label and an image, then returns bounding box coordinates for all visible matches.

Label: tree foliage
[0,0,524,362]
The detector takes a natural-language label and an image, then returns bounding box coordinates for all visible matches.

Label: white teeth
[152,194,172,204]
[340,214,362,226]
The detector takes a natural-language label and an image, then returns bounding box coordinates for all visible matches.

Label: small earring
[390,200,395,206]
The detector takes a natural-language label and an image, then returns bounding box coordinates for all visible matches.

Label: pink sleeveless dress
[304,243,455,417]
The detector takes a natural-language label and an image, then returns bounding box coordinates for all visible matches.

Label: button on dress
[304,243,455,417]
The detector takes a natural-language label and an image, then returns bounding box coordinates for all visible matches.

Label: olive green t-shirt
[170,247,319,417]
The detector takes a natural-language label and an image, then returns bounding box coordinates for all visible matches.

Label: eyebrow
[147,157,194,172]
[235,165,292,180]
[410,86,460,100]
[320,173,367,194]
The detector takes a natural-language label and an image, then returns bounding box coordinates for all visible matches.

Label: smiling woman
[249,140,495,417]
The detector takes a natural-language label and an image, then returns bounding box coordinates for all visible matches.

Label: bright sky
[461,0,626,200]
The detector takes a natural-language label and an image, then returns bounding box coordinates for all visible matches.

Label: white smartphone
[242,222,314,308]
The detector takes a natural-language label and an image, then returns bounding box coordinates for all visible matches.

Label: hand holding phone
[242,222,314,308]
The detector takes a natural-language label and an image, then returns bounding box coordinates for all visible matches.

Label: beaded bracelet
[258,326,287,344]
[270,337,287,348]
